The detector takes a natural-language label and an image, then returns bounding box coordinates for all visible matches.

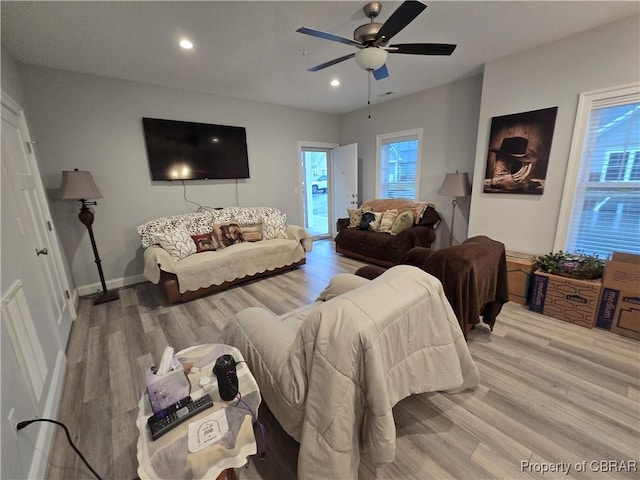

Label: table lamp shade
[437,172,470,198]
[60,170,102,200]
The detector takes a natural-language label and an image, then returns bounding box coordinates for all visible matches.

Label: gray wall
[1,44,24,104]
[340,75,484,248]
[468,15,640,255]
[17,65,341,291]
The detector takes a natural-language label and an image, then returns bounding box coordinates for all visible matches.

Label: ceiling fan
[297,1,456,80]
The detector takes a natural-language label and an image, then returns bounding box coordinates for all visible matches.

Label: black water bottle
[213,354,238,401]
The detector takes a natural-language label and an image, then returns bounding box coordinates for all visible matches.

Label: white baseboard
[75,273,147,296]
[28,350,67,480]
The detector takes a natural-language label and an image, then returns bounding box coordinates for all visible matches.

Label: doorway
[301,147,331,238]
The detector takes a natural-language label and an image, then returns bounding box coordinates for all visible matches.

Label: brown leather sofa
[334,199,442,267]
[355,236,509,336]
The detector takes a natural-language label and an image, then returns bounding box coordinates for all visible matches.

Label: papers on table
[187,408,229,453]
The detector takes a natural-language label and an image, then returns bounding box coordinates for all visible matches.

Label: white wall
[468,15,640,255]
[340,75,483,248]
[17,65,341,291]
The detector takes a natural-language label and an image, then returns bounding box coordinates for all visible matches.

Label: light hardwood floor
[46,239,640,480]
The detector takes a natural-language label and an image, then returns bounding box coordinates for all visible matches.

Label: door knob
[36,248,48,256]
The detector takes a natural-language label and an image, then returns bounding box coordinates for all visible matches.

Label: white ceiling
[2,1,639,115]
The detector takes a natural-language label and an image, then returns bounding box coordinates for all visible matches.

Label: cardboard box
[506,251,535,305]
[595,252,640,340]
[529,271,602,328]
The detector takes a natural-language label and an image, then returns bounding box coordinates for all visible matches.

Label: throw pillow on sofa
[347,208,363,228]
[378,209,399,233]
[261,211,288,239]
[240,223,263,242]
[213,222,245,248]
[418,205,442,228]
[389,210,414,235]
[154,227,198,260]
[191,233,218,253]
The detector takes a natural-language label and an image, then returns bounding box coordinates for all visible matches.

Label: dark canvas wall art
[484,106,558,194]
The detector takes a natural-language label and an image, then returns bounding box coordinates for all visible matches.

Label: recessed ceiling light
[179,39,194,50]
[330,79,340,87]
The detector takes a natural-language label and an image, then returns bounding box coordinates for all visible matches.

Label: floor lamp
[437,171,471,245]
[60,169,119,305]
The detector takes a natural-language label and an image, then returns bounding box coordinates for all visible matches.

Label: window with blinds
[376,129,422,199]
[561,85,640,259]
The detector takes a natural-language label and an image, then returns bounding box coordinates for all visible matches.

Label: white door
[332,143,358,236]
[1,93,75,343]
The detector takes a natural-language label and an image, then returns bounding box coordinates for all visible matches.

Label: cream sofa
[138,207,312,303]
[223,265,480,479]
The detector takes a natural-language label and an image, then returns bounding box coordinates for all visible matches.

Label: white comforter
[223,265,480,479]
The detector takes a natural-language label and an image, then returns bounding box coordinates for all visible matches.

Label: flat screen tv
[142,117,250,181]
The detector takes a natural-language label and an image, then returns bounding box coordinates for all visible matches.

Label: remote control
[147,394,214,440]
[153,395,193,417]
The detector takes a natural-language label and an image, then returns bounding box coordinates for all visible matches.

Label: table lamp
[437,171,471,245]
[60,169,119,304]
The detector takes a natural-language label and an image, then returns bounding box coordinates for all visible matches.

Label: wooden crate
[506,251,534,305]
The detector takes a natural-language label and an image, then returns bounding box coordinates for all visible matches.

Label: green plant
[533,250,605,280]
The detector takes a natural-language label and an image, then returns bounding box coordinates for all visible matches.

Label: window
[376,129,422,199]
[556,84,640,259]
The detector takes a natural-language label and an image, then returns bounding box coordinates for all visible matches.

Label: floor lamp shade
[437,172,471,198]
[60,169,118,304]
[60,170,103,200]
[437,172,471,245]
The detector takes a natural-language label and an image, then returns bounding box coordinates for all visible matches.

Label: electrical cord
[224,359,267,460]
[16,418,103,480]
[180,179,202,212]
[180,179,229,213]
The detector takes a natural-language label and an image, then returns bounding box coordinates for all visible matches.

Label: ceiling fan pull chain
[368,72,372,119]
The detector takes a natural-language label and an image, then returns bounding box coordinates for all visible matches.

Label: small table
[136,344,261,480]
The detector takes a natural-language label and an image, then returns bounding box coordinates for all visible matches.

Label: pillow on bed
[316,273,371,302]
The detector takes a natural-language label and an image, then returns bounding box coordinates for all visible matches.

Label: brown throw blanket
[400,236,509,334]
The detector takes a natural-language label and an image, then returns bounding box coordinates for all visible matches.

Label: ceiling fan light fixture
[354,47,388,71]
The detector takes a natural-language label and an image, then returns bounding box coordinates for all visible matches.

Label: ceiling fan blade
[307,53,356,72]
[372,64,389,80]
[297,27,363,48]
[388,43,457,56]
[374,1,427,46]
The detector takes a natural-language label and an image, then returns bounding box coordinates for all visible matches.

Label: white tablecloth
[136,344,261,480]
